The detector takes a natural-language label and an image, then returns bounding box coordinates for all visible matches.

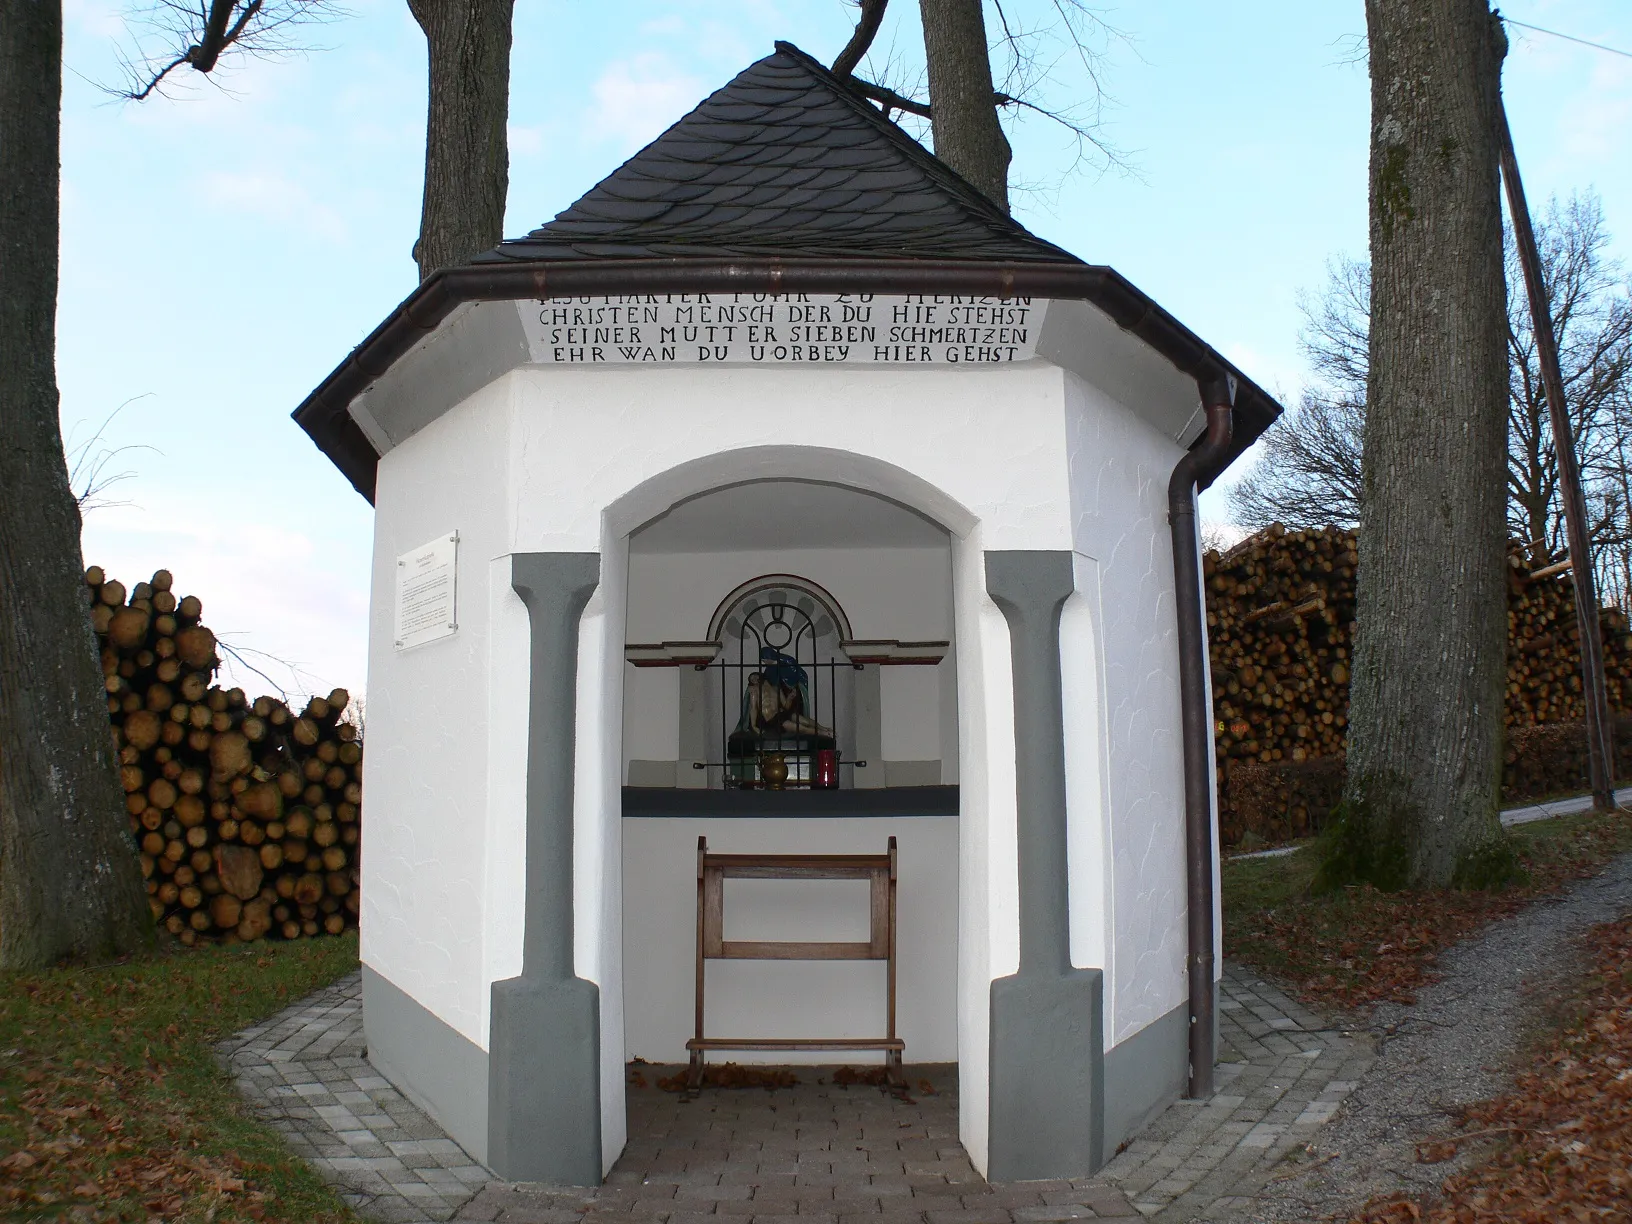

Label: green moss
[1376,143,1415,238]
[1452,831,1525,891]
[1310,795,1412,894]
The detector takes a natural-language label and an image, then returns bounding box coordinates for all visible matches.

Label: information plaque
[395,533,458,651]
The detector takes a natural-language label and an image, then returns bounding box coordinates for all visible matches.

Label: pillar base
[488,975,602,1184]
[988,968,1104,1180]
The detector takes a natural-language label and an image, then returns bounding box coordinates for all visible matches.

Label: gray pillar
[489,553,603,1185]
[984,550,1105,1181]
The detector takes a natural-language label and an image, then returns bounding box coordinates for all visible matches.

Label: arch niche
[601,444,999,1163]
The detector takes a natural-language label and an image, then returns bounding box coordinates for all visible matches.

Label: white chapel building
[294,42,1280,1186]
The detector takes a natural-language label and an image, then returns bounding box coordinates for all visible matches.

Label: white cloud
[638,16,686,37]
[200,167,348,243]
[64,0,127,39]
[1222,342,1300,407]
[1561,54,1632,164]
[585,53,706,152]
[509,123,547,156]
[82,496,370,703]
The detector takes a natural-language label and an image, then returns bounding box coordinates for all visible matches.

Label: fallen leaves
[0,1043,268,1219]
[1351,915,1632,1222]
[0,935,359,1222]
[655,1063,801,1092]
[1224,807,1632,1012]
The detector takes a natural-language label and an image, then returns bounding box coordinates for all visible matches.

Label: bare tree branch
[108,0,343,101]
[63,397,161,515]
[849,76,933,118]
[1229,389,1366,532]
[832,0,1130,177]
[833,0,891,79]
[985,0,1131,173]
[1232,194,1632,605]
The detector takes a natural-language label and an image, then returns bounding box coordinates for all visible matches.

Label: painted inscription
[519,294,1048,365]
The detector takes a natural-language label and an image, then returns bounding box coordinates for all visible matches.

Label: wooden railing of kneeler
[685,835,905,1091]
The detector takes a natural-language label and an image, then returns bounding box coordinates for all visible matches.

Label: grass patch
[1223,806,1632,1012]
[0,933,360,1222]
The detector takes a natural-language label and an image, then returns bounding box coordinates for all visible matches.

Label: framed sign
[395,533,458,650]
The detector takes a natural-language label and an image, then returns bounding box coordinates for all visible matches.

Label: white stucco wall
[948,524,1017,1173]
[622,817,959,1063]
[363,376,514,1051]
[361,346,1207,1177]
[1062,370,1198,1048]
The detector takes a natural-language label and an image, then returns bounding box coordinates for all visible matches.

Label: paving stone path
[220,967,1371,1223]
[1102,968,1374,1221]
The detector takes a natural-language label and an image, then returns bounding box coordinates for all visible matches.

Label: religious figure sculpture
[737,648,832,739]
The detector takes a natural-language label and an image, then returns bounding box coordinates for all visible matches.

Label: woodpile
[87,565,360,946]
[1206,525,1632,844]
[1507,557,1632,722]
[1206,525,1359,768]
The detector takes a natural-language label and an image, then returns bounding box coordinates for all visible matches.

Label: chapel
[294,41,1281,1185]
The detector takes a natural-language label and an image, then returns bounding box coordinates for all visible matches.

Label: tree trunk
[407,0,514,280]
[918,0,1010,212]
[1337,0,1511,889]
[0,0,152,967]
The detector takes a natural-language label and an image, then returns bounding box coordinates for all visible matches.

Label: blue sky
[59,0,1632,700]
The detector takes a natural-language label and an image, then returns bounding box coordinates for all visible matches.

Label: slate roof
[477,41,1079,265]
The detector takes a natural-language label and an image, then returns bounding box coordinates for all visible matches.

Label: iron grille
[705,596,856,788]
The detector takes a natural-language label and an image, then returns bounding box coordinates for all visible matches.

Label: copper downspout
[1168,377,1235,1100]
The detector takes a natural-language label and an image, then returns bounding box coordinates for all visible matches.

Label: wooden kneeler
[686,835,905,1092]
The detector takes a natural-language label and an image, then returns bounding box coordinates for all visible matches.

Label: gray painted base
[488,975,603,1185]
[1102,999,1189,1153]
[987,969,1105,1180]
[361,966,490,1166]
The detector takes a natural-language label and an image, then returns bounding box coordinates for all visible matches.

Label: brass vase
[759,753,789,790]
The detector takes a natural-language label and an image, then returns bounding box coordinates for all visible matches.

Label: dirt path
[1237,851,1632,1222]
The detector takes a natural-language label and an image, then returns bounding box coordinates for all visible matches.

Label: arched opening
[707,576,851,789]
[612,462,968,1156]
[619,477,959,796]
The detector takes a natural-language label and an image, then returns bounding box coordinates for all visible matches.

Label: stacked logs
[1206,525,1632,771]
[1507,557,1632,722]
[88,565,361,946]
[1206,526,1360,768]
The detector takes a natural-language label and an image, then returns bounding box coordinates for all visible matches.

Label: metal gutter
[1167,379,1235,1101]
[290,256,1281,503]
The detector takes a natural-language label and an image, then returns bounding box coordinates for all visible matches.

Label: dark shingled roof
[477,41,1079,265]
[292,40,1286,502]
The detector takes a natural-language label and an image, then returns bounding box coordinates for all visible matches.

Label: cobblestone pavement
[217,974,489,1221]
[221,966,1369,1223]
[1099,967,1374,1221]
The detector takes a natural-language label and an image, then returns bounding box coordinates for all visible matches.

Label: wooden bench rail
[688,1037,906,1051]
[687,834,904,1092]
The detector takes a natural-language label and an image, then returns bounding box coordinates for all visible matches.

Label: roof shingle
[476,42,1079,265]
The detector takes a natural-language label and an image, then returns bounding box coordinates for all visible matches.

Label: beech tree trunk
[0,0,152,967]
[918,0,1010,212]
[407,0,514,280]
[1341,0,1511,888]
